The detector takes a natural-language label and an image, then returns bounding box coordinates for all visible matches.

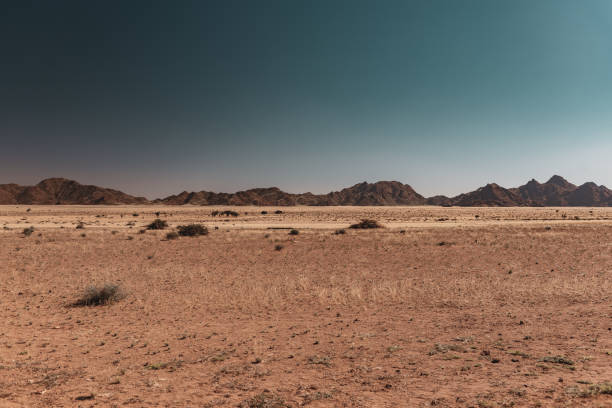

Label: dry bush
[147,219,168,230]
[349,219,382,229]
[177,224,208,237]
[23,226,35,236]
[239,392,287,408]
[289,229,299,235]
[166,231,179,240]
[72,284,124,307]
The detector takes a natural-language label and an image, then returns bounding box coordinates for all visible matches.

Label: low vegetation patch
[581,382,612,397]
[540,355,574,365]
[308,355,332,366]
[239,392,287,408]
[166,231,179,240]
[23,226,35,236]
[72,284,124,307]
[177,224,208,237]
[349,219,382,229]
[147,219,168,230]
[212,210,239,217]
[289,229,299,235]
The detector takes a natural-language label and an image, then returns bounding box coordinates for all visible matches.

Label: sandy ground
[0,205,611,407]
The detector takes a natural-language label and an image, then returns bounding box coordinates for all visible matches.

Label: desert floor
[0,205,611,407]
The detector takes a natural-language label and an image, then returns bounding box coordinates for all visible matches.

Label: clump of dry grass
[239,392,287,408]
[289,229,299,235]
[166,231,179,240]
[581,382,612,397]
[349,219,382,229]
[72,284,124,307]
[177,224,208,237]
[147,219,168,230]
[23,226,35,236]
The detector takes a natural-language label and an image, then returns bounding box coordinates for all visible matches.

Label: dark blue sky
[2,1,611,198]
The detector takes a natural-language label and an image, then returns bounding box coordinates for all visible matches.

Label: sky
[1,0,611,199]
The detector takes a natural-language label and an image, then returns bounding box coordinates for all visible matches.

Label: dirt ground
[0,205,611,407]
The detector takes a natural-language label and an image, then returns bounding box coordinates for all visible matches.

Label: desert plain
[0,205,611,407]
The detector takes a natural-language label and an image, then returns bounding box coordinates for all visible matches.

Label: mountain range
[1,176,611,206]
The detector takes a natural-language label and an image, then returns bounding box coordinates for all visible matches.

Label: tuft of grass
[76,222,85,229]
[274,210,283,214]
[166,231,179,240]
[23,226,35,236]
[540,355,574,365]
[581,382,612,397]
[177,224,208,237]
[289,229,299,235]
[239,392,287,408]
[274,244,284,251]
[308,355,332,366]
[72,284,124,307]
[212,210,239,217]
[147,219,168,230]
[334,229,346,235]
[349,219,382,229]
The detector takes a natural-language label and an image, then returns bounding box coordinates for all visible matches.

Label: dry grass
[177,224,208,236]
[1,205,611,407]
[146,218,168,230]
[71,283,124,306]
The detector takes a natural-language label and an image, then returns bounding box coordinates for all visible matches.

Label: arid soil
[1,206,611,407]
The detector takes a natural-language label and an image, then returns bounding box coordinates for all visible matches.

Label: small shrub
[23,226,35,236]
[239,392,287,408]
[220,210,239,217]
[76,222,85,229]
[334,229,346,235]
[166,231,179,240]
[139,229,146,234]
[349,219,382,229]
[540,356,574,365]
[289,229,299,235]
[211,210,220,217]
[261,211,268,215]
[580,382,612,397]
[177,224,208,237]
[147,219,168,230]
[274,210,283,214]
[274,244,283,251]
[72,284,124,307]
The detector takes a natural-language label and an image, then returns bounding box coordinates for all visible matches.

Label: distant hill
[506,175,611,207]
[156,181,425,206]
[1,176,610,206]
[451,183,527,207]
[0,178,148,205]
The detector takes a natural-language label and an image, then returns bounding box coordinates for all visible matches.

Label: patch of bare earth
[0,206,611,407]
